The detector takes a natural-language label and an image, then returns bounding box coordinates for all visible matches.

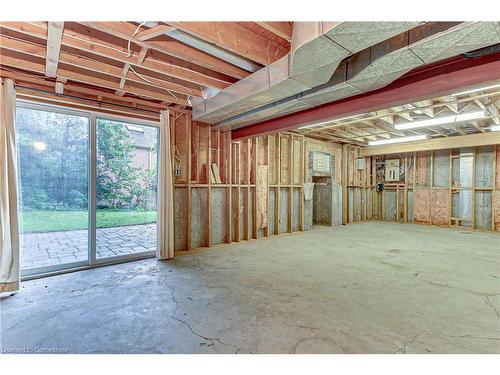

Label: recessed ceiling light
[368,135,428,146]
[451,83,500,96]
[394,111,486,130]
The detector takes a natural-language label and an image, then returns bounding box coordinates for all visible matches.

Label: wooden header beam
[359,132,500,156]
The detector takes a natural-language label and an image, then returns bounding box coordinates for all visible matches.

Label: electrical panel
[385,159,400,182]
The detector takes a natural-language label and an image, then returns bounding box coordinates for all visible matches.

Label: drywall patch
[431,188,450,226]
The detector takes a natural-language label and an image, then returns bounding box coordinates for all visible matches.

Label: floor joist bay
[1,222,499,353]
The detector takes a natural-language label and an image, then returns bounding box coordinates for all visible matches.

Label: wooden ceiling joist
[0,22,236,90]
[135,24,173,41]
[0,35,202,98]
[80,22,250,80]
[165,22,289,65]
[45,22,64,78]
[255,22,293,42]
[0,50,189,105]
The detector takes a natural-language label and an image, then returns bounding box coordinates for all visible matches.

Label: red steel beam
[232,52,500,140]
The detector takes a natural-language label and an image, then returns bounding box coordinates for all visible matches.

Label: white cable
[128,65,178,100]
[127,21,146,58]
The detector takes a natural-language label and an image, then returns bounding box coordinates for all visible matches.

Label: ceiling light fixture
[491,125,500,132]
[298,114,363,130]
[368,134,428,146]
[394,111,486,130]
[451,83,500,96]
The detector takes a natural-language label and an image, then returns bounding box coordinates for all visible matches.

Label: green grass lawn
[21,210,157,233]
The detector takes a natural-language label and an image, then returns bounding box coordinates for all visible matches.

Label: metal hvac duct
[191,21,422,123]
[216,21,500,130]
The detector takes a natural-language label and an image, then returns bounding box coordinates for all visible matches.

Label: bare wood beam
[80,22,250,79]
[0,22,236,89]
[0,68,188,113]
[135,24,173,41]
[0,52,188,105]
[45,22,64,77]
[166,22,288,65]
[360,132,500,156]
[0,35,201,97]
[255,22,293,42]
[137,47,148,64]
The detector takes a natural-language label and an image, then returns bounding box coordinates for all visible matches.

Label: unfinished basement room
[1,4,500,366]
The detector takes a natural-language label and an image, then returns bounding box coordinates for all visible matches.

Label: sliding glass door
[95,118,158,261]
[16,102,158,276]
[16,105,90,275]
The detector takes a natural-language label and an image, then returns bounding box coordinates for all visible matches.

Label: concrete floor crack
[393,332,422,354]
[164,277,255,354]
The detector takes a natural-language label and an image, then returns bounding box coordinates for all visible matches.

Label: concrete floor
[1,222,499,354]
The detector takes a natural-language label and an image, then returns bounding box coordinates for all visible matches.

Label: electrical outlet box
[357,157,365,170]
[385,159,400,182]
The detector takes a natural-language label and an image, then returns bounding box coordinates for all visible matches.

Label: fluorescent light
[33,141,47,151]
[491,125,500,132]
[368,135,428,146]
[298,114,362,130]
[394,111,486,130]
[452,83,500,96]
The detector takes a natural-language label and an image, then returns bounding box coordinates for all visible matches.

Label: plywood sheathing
[431,188,450,226]
[414,188,430,223]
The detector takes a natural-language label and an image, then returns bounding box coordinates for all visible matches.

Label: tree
[96,119,149,210]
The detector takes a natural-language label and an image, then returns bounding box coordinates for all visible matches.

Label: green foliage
[16,108,157,213]
[96,119,156,210]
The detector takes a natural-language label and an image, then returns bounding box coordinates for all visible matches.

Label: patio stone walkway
[21,223,156,270]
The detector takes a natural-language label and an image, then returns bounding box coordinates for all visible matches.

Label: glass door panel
[95,118,158,260]
[16,105,90,274]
